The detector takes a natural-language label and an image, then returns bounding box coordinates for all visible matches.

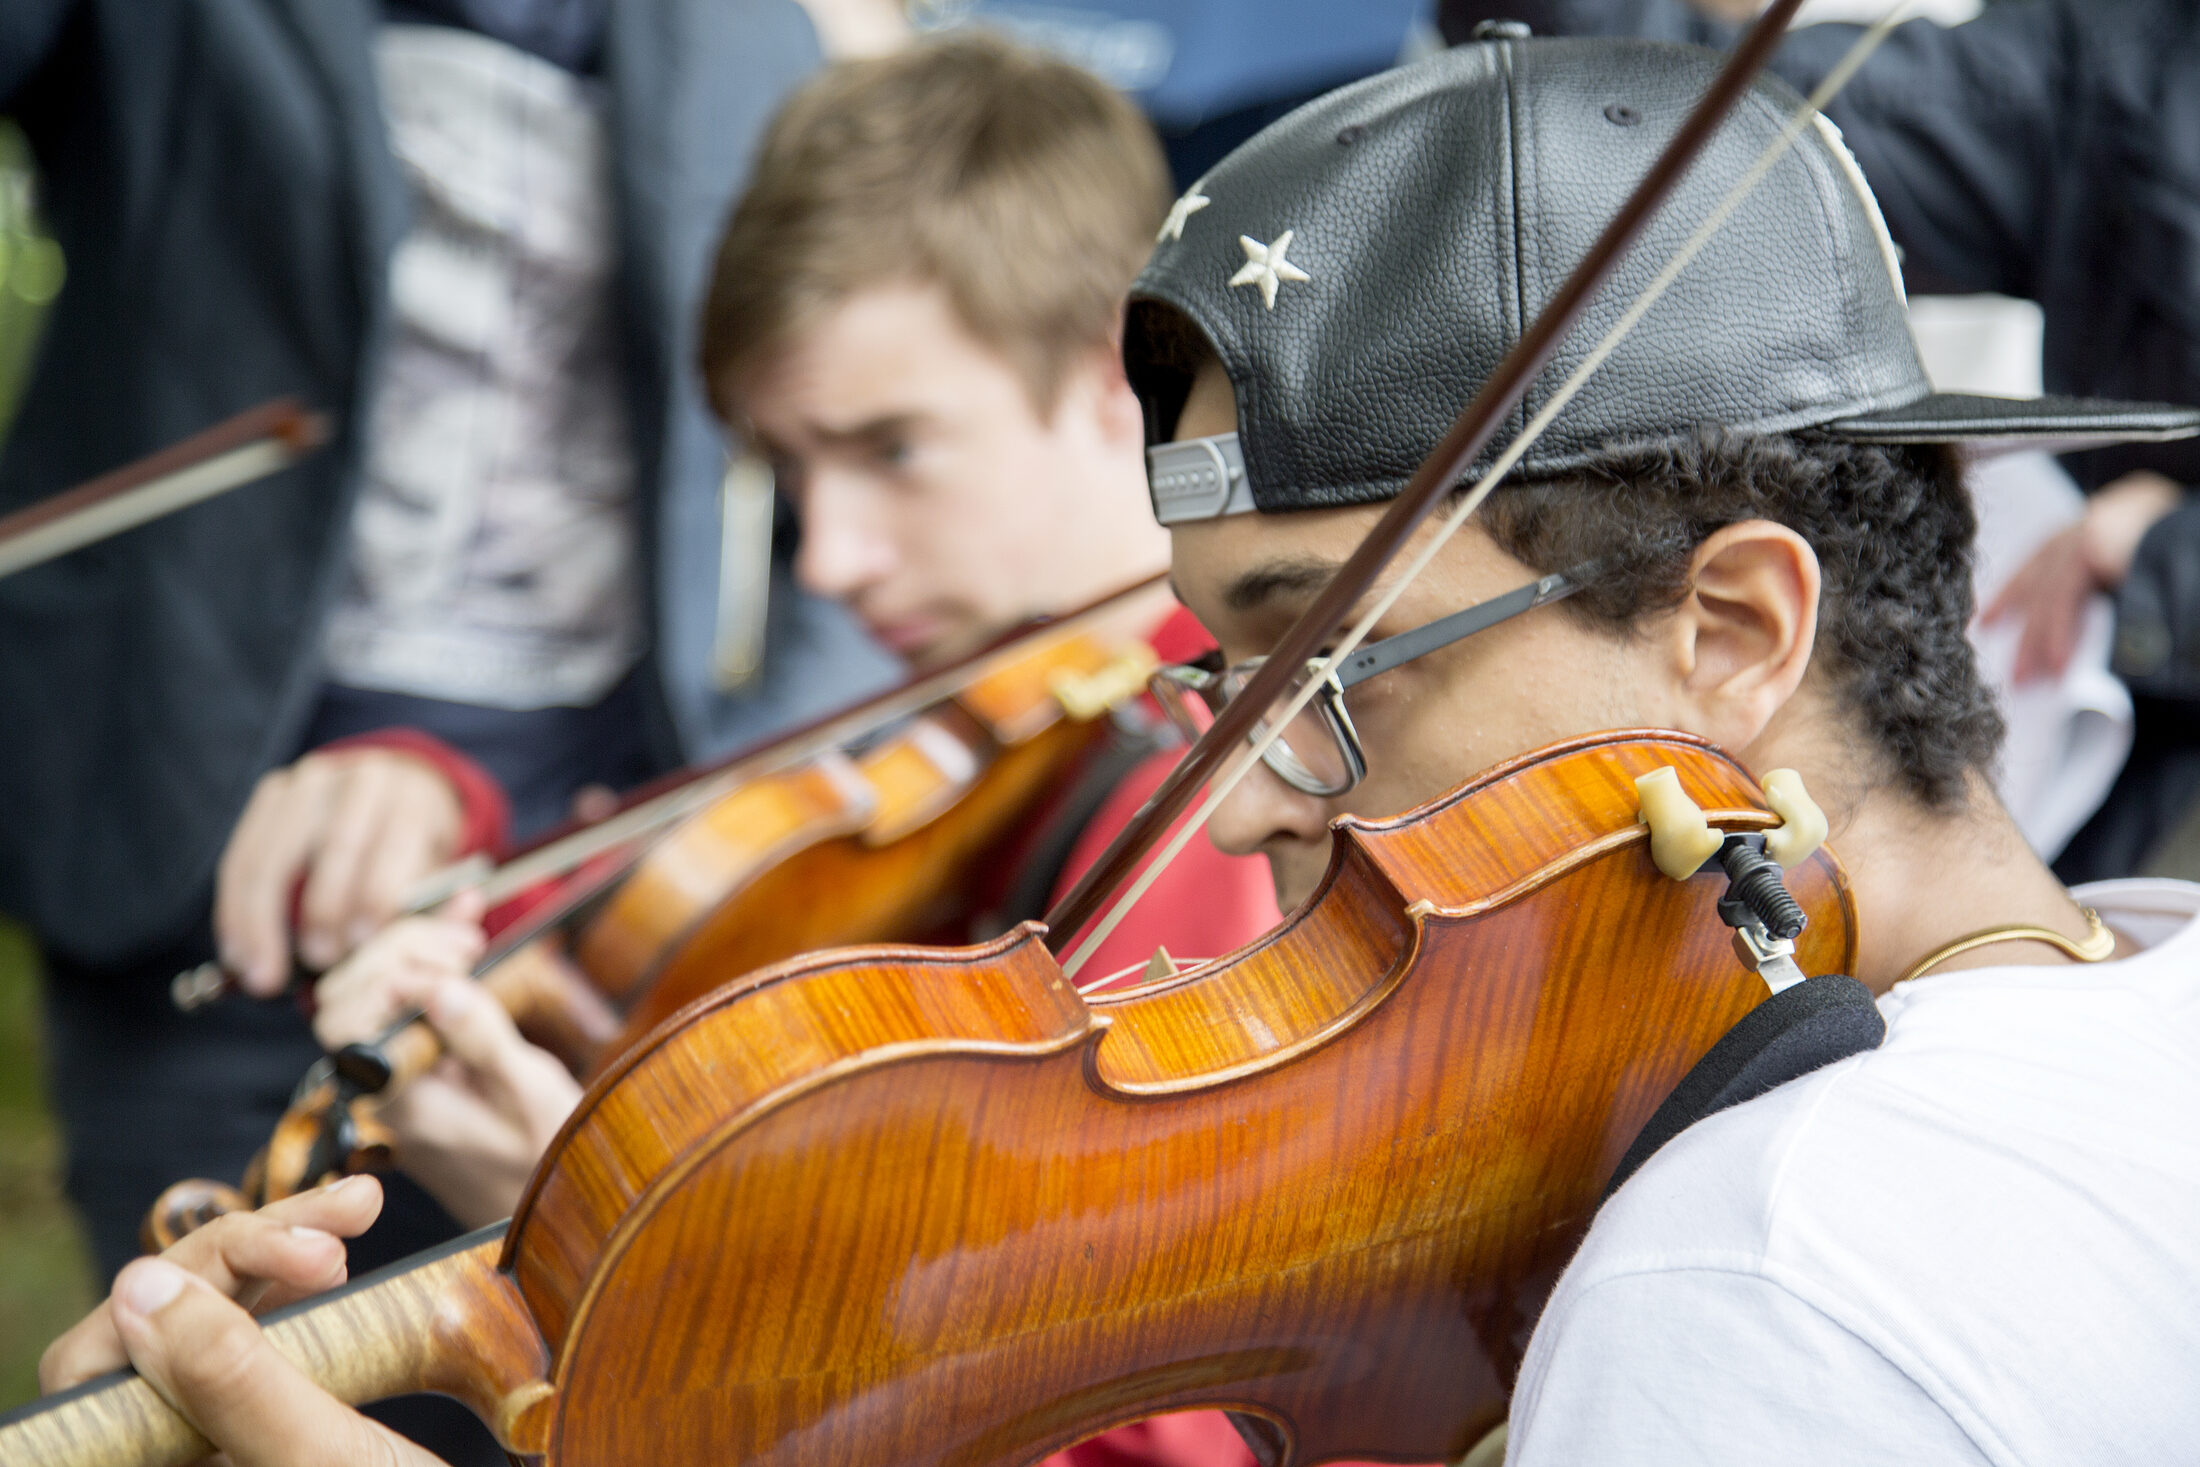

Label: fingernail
[116,1260,187,1318]
[289,1225,335,1244]
[326,1175,366,1197]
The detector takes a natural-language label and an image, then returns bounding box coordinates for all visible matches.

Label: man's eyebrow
[808,412,925,447]
[1222,557,1341,613]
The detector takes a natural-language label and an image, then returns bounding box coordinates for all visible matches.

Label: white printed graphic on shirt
[323,25,641,710]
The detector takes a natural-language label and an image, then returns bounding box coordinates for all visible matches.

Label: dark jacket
[0,0,899,966]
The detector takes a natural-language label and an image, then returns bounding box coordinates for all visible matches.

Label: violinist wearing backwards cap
[36,33,2200,1466]
[1440,0,2200,889]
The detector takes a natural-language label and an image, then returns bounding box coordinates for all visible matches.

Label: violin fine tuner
[1635,765,1828,993]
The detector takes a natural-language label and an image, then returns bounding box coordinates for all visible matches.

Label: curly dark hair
[1475,431,2003,809]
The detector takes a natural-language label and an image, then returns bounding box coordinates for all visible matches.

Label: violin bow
[409,566,1170,907]
[1047,0,1912,977]
[0,398,328,580]
[173,568,1170,1009]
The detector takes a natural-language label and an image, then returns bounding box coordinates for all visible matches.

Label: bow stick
[1047,0,1909,976]
[0,398,327,579]
[173,569,1169,1008]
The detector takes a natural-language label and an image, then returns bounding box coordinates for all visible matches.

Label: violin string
[1066,7,1911,988]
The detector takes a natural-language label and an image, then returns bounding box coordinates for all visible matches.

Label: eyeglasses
[1149,564,1598,797]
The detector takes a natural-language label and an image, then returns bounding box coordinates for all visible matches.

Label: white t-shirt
[1506,878,2200,1466]
[322,25,642,711]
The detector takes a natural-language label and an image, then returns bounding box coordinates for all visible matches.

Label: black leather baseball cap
[1126,35,2200,522]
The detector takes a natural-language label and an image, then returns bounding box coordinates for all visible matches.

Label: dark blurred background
[0,116,93,1407]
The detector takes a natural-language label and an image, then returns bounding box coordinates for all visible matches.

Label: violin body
[44,730,1853,1466]
[574,628,1149,1052]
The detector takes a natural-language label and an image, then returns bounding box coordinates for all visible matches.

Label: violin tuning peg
[1760,768,1828,869]
[1635,766,1723,881]
[141,1177,253,1251]
[1049,646,1161,722]
[346,1107,400,1174]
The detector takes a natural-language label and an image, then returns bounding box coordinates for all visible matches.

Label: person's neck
[1757,757,2109,994]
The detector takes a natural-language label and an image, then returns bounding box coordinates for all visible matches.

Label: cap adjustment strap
[1147,432,1256,524]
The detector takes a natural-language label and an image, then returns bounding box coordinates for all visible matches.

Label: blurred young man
[3,0,900,1311]
[289,28,1280,1208]
[4,7,888,1461]
[41,34,2200,1467]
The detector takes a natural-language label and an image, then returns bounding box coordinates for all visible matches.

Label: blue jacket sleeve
[1444,0,2073,299]
[1,0,76,108]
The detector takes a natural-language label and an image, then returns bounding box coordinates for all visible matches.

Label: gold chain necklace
[1899,907,2116,984]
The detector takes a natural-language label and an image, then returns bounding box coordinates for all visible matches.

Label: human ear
[1093,349,1148,450]
[1662,520,1820,749]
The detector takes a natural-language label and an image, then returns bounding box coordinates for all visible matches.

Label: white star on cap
[1157,183,1211,243]
[1229,231,1311,310]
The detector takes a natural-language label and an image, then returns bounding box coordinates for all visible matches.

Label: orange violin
[6,731,1854,1467]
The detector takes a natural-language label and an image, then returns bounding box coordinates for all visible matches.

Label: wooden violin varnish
[5,731,1853,1466]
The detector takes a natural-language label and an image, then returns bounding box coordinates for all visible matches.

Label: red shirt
[1048,604,1281,991]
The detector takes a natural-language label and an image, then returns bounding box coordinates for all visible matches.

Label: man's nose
[1205,756,1331,857]
[793,473,895,601]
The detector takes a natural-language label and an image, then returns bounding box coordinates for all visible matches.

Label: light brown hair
[700,32,1172,417]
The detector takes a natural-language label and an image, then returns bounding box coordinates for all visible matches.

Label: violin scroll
[140,1178,254,1254]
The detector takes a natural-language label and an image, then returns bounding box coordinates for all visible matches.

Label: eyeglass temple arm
[1330,566,1593,690]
